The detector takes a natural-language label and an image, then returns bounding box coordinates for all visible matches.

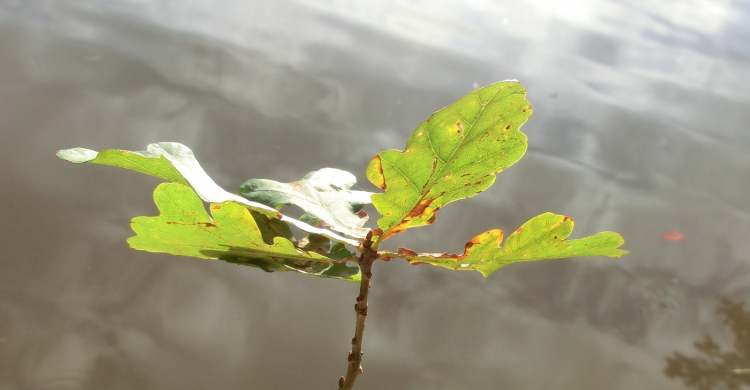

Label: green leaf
[57,142,360,245]
[129,182,360,282]
[240,168,373,238]
[56,147,187,184]
[366,81,532,239]
[397,212,627,277]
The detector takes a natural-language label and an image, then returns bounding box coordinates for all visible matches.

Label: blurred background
[1,1,749,389]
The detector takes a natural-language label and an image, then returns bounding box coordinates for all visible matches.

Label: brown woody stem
[338,232,378,390]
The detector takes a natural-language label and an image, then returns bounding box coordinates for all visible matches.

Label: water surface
[1,1,749,389]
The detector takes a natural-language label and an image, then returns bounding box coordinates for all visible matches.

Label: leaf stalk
[338,231,379,390]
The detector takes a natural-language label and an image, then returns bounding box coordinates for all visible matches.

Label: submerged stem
[338,232,378,390]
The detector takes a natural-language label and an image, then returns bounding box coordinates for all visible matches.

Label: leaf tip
[56,147,98,163]
[125,234,146,251]
[595,231,628,258]
[612,249,629,258]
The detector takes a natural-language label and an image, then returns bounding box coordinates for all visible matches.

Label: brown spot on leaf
[166,221,216,227]
[391,226,405,234]
[368,155,386,190]
[397,248,418,257]
[464,233,488,251]
[382,225,405,240]
[428,158,438,180]
[380,254,393,261]
[455,121,464,134]
[463,229,503,254]
[407,198,434,218]
[383,201,440,240]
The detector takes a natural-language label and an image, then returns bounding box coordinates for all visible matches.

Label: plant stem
[338,232,378,390]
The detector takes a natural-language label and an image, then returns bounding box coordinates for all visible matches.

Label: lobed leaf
[57,142,360,245]
[129,182,360,281]
[240,168,373,239]
[366,81,532,239]
[397,212,627,277]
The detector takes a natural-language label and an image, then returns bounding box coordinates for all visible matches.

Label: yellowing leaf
[129,182,360,281]
[367,81,532,239]
[398,212,626,277]
[57,142,359,245]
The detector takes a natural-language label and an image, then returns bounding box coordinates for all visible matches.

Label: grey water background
[1,1,749,389]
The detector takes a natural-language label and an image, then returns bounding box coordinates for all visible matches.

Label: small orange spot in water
[662,230,684,241]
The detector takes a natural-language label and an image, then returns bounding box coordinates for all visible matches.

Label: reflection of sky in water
[1,1,749,389]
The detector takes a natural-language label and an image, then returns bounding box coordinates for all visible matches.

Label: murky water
[2,1,749,389]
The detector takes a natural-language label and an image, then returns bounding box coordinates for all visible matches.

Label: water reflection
[665,299,750,390]
[2,0,750,389]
